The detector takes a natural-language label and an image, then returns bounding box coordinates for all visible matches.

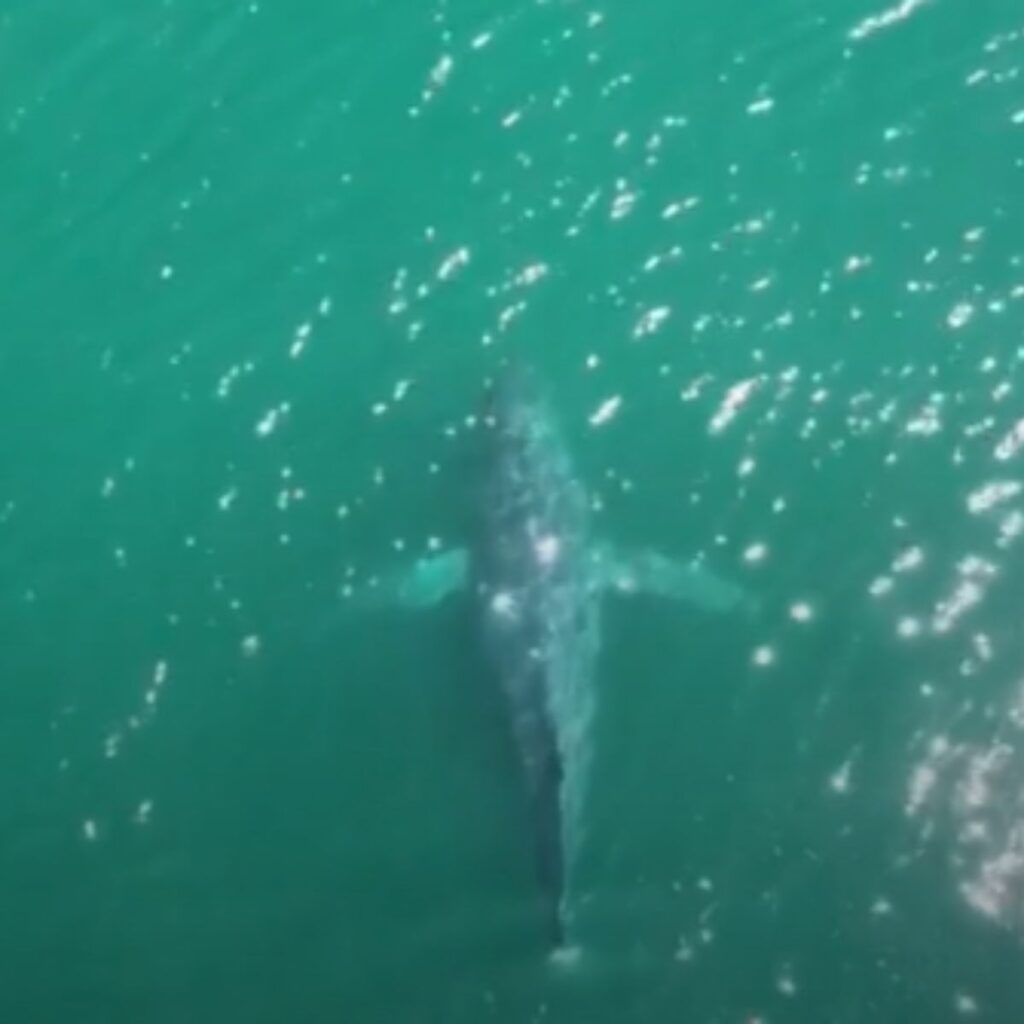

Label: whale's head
[483,361,549,445]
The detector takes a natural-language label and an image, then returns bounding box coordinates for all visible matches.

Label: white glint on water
[871,897,893,916]
[747,96,775,115]
[633,306,670,339]
[947,302,975,329]
[906,736,953,816]
[994,418,1024,460]
[610,189,637,220]
[967,480,1020,514]
[709,377,759,434]
[905,401,942,436]
[892,546,924,572]
[954,992,980,1016]
[589,396,621,427]
[931,557,997,634]
[662,196,700,219]
[289,321,312,359]
[849,0,931,42]
[534,535,561,567]
[897,617,922,638]
[830,758,854,794]
[515,263,548,288]
[776,967,798,997]
[428,53,453,91]
[255,403,290,438]
[742,542,768,565]
[998,509,1024,547]
[548,944,583,969]
[789,601,814,622]
[437,246,471,281]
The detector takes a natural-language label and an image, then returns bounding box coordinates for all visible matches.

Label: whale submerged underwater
[360,365,749,951]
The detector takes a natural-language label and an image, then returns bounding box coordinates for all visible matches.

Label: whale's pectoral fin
[593,546,751,614]
[362,548,470,609]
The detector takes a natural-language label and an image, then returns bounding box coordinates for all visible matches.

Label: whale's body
[364,366,748,948]
[475,366,599,944]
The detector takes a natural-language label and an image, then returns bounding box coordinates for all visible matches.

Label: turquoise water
[5,0,1024,1019]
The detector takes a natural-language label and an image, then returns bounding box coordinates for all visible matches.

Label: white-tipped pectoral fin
[361,548,470,609]
[594,545,751,614]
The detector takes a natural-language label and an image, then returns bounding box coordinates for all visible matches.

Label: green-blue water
[4,0,1024,1019]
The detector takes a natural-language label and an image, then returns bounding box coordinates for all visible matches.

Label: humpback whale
[363,365,748,949]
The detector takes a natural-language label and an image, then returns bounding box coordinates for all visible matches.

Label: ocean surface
[4,0,1024,1020]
